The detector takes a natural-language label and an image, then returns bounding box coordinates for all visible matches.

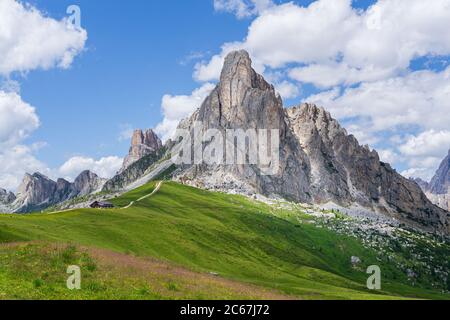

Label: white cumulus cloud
[0,0,89,191]
[399,130,450,158]
[58,156,123,182]
[274,81,300,100]
[201,0,450,87]
[0,91,40,146]
[306,67,450,133]
[0,0,87,76]
[0,144,50,191]
[155,83,216,141]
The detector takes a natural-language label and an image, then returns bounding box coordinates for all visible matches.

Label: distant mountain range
[0,128,163,213]
[0,171,105,213]
[1,50,449,235]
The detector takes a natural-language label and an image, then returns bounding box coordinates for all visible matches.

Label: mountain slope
[0,242,291,300]
[174,50,449,235]
[0,181,448,299]
[430,150,450,195]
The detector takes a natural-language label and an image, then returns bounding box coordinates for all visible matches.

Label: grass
[0,243,287,300]
[0,181,448,300]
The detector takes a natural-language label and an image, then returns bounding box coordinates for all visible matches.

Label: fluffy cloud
[274,81,300,100]
[399,130,450,158]
[288,63,394,89]
[201,0,450,87]
[0,0,89,191]
[356,131,450,181]
[0,91,45,190]
[304,67,450,179]
[306,67,450,133]
[58,156,123,181]
[0,91,40,146]
[0,0,87,75]
[396,130,450,180]
[193,42,250,82]
[201,0,450,181]
[155,83,216,141]
[378,149,402,165]
[213,0,273,19]
[0,144,49,191]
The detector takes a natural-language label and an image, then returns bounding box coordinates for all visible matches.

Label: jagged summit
[8,170,106,213]
[219,50,275,114]
[6,49,447,234]
[430,149,450,195]
[173,49,449,234]
[0,188,15,205]
[121,129,162,172]
[416,149,450,211]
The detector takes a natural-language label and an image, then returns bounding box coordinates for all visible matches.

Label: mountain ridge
[120,129,163,172]
[1,170,106,213]
[170,50,449,235]
[2,50,449,235]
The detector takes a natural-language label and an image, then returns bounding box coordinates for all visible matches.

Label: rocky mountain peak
[417,149,450,212]
[121,129,162,172]
[14,172,58,212]
[0,188,16,204]
[217,50,277,125]
[7,170,107,213]
[175,49,449,235]
[429,150,450,195]
[73,170,105,196]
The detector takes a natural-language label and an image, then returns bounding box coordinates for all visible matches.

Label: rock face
[176,50,311,203]
[73,170,106,196]
[121,129,162,172]
[0,188,16,204]
[11,171,106,213]
[103,146,169,192]
[412,178,430,192]
[429,150,450,195]
[0,188,16,212]
[173,50,449,235]
[416,150,450,211]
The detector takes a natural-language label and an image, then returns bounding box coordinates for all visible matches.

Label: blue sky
[19,0,251,166]
[1,0,450,190]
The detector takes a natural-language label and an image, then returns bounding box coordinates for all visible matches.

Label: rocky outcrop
[412,178,430,192]
[0,188,16,212]
[103,146,169,192]
[429,150,450,195]
[12,173,62,213]
[11,170,106,213]
[73,170,106,196]
[176,50,311,203]
[172,50,449,235]
[0,188,15,204]
[121,129,162,172]
[285,104,448,234]
[415,150,450,211]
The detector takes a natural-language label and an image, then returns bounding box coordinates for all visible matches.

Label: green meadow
[0,181,448,300]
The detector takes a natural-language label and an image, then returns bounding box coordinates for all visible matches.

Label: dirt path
[122,181,163,209]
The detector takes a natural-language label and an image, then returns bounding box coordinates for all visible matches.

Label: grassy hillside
[0,243,290,300]
[0,181,448,300]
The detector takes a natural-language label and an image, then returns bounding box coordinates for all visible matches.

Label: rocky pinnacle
[175,50,450,235]
[121,129,162,172]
